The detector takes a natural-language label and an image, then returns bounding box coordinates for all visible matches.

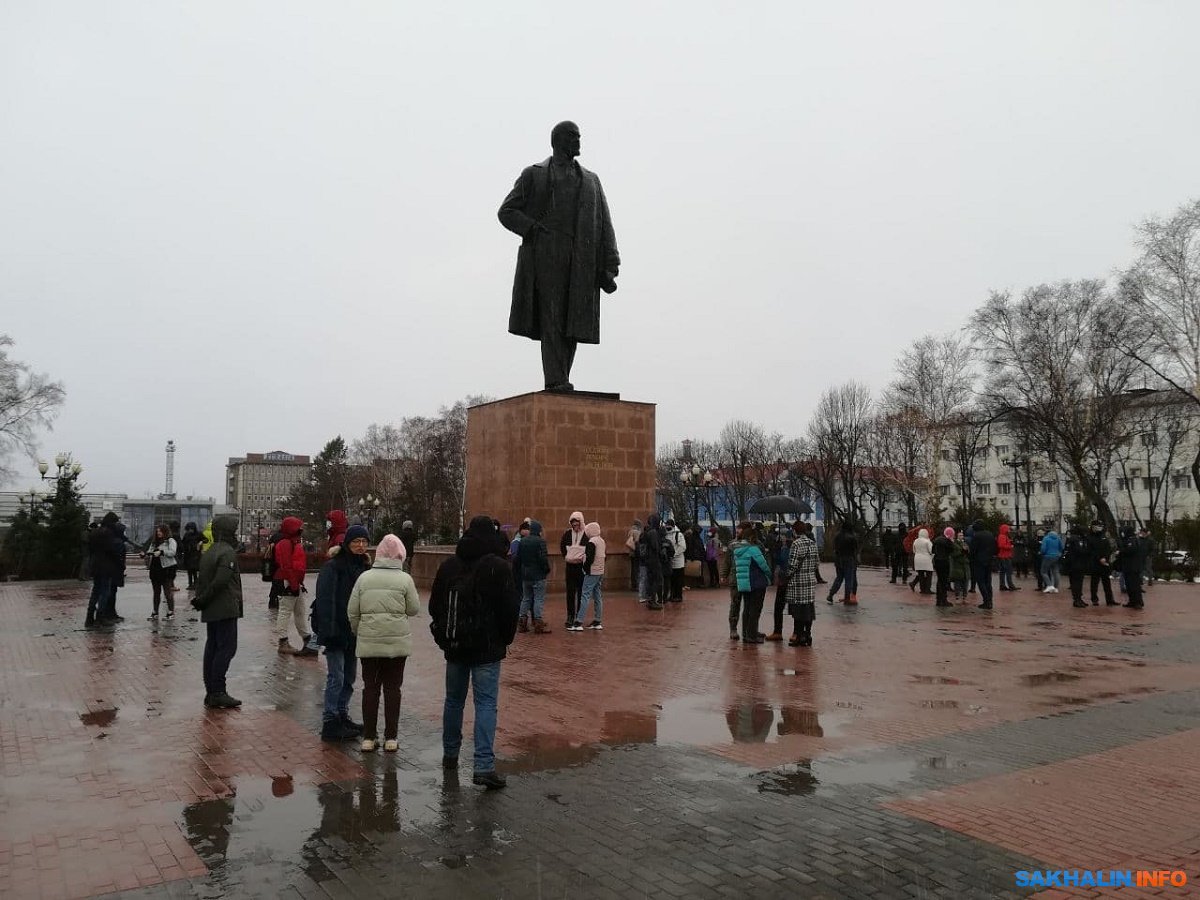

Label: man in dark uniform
[499,121,620,392]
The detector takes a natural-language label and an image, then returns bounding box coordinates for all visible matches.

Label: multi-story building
[225,451,311,538]
[932,392,1200,531]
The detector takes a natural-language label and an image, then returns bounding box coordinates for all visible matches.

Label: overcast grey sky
[2,2,1198,499]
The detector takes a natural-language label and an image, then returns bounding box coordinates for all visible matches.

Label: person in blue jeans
[313,524,371,742]
[516,519,551,633]
[430,516,520,789]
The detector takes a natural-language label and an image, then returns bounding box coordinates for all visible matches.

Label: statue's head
[551,121,581,158]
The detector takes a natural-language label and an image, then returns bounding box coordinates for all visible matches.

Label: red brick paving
[2,566,1198,897]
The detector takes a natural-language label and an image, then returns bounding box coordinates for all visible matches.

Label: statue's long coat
[498,158,619,345]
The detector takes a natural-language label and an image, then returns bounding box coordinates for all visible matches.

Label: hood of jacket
[528,519,543,537]
[584,522,602,539]
[918,528,929,540]
[456,515,499,562]
[101,511,119,528]
[999,523,1010,536]
[327,510,348,535]
[212,515,239,547]
[281,516,304,538]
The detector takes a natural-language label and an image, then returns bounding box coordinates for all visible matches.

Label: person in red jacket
[275,516,317,655]
[997,523,1017,592]
[326,510,349,557]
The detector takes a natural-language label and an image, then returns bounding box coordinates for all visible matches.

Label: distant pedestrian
[785,520,817,646]
[1012,530,1030,579]
[193,515,244,709]
[516,520,551,633]
[1086,521,1115,607]
[429,515,520,790]
[314,524,372,742]
[85,512,123,628]
[663,519,686,602]
[827,521,860,605]
[1114,526,1146,609]
[932,527,955,607]
[576,521,606,629]
[890,522,910,584]
[705,525,722,588]
[1040,529,1062,593]
[1137,527,1155,587]
[730,521,772,643]
[1063,525,1089,608]
[970,520,997,610]
[400,520,418,574]
[766,527,794,641]
[950,530,970,602]
[347,534,420,753]
[910,528,934,595]
[1032,527,1046,590]
[997,524,1017,591]
[326,510,349,557]
[179,522,205,590]
[639,515,667,609]
[560,512,587,628]
[625,518,643,592]
[146,524,178,620]
[275,517,317,655]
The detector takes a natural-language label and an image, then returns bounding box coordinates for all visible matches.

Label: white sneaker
[568,623,584,632]
[361,739,377,752]
[383,739,398,752]
[1042,587,1053,593]
[588,621,603,630]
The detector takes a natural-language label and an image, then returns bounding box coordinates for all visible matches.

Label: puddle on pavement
[657,696,850,746]
[910,675,961,685]
[80,707,118,727]
[179,770,465,883]
[1023,671,1082,686]
[920,700,959,709]
[756,752,959,796]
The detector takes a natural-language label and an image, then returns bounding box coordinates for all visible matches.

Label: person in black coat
[932,527,955,608]
[1113,525,1146,609]
[1085,521,1116,607]
[313,524,371,742]
[638,515,666,609]
[85,513,124,627]
[430,515,519,789]
[1063,525,1090,608]
[969,520,998,609]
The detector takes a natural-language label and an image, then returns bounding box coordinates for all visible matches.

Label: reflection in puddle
[80,708,118,727]
[756,752,954,796]
[911,675,961,685]
[657,697,849,746]
[919,700,959,709]
[1023,671,1082,686]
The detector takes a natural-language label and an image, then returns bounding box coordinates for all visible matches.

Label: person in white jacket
[347,534,420,752]
[575,522,606,629]
[910,528,934,595]
[664,519,687,602]
[146,524,178,620]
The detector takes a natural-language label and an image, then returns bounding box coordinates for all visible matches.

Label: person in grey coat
[192,515,244,709]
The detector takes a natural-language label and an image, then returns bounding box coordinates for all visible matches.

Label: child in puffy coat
[576,522,606,629]
[347,534,420,752]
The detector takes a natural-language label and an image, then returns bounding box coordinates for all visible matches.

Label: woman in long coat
[785,522,818,647]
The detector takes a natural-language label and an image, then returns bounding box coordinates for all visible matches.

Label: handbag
[684,559,702,578]
[748,558,770,592]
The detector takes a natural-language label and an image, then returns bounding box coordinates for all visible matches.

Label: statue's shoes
[546,382,575,393]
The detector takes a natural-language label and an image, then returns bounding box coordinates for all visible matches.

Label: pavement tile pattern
[1,566,1198,898]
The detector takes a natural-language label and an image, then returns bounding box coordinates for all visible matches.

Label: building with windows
[932,392,1200,531]
[225,451,311,538]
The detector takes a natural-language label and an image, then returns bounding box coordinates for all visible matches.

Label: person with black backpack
[638,514,667,610]
[430,515,519,790]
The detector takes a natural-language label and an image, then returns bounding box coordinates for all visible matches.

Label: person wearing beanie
[932,527,955,607]
[192,515,244,709]
[348,534,420,752]
[560,512,588,629]
[1086,520,1116,606]
[577,522,606,629]
[516,519,551,632]
[314,524,372,741]
[275,517,317,655]
[429,515,519,790]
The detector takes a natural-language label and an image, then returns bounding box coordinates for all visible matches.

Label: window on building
[939,484,951,496]
[940,449,953,461]
[996,482,1011,494]
[1142,477,1160,491]
[976,447,990,458]
[1173,474,1194,490]
[1116,477,1130,490]
[995,445,1009,457]
[1064,479,1074,492]
[975,482,991,495]
[1140,432,1158,447]
[1040,481,1055,493]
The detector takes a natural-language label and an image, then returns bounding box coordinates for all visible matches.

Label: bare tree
[804,382,875,527]
[1112,392,1192,527]
[0,335,65,486]
[971,281,1142,531]
[1107,198,1200,492]
[713,420,770,521]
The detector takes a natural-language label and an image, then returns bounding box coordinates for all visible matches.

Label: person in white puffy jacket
[347,534,420,752]
[910,528,934,595]
[664,519,687,602]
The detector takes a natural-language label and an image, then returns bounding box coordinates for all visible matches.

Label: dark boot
[473,771,507,790]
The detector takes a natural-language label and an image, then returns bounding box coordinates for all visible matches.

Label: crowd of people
[76,501,1160,792]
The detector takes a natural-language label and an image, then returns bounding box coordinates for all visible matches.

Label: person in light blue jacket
[1040,530,1063,593]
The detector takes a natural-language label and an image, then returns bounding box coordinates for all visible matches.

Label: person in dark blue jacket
[314,524,371,741]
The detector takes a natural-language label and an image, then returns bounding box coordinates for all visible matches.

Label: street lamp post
[358,494,381,534]
[1002,457,1027,532]
[680,464,714,530]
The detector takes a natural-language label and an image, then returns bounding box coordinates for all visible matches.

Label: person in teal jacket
[730,522,772,644]
[1040,530,1063,593]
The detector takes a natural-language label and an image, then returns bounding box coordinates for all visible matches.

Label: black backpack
[261,540,280,583]
[659,530,677,567]
[433,559,493,654]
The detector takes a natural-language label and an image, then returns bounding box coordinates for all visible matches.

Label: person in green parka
[193,515,244,709]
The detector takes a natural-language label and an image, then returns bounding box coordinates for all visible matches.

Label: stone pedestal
[464,392,655,586]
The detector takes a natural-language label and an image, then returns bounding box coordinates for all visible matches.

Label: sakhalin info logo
[1016,870,1188,889]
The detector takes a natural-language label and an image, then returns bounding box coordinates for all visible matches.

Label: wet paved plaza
[2,567,1200,899]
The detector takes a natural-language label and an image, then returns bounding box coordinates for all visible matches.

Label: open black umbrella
[748,495,814,516]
